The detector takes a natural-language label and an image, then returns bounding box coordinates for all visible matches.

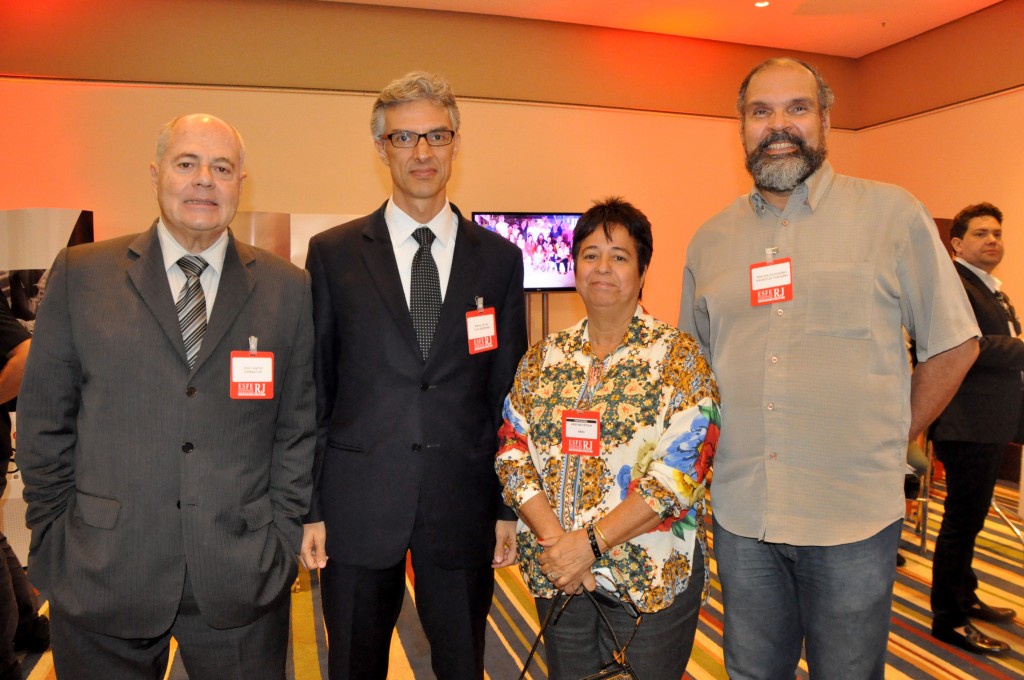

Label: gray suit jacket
[17,225,316,637]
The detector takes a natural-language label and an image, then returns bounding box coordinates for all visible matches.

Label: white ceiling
[329,0,1003,58]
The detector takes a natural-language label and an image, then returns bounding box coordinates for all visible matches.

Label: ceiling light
[755,1,770,6]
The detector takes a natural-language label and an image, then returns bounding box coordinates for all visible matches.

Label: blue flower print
[664,412,709,473]
[616,464,632,501]
[502,397,528,435]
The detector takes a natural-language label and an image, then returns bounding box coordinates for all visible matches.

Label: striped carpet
[18,481,1023,679]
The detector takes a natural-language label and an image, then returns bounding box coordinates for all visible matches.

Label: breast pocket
[805,263,873,339]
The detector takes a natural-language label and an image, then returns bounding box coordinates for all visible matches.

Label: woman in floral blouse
[495,198,720,679]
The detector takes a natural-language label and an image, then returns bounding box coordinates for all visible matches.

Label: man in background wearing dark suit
[17,114,316,679]
[0,295,49,680]
[300,72,527,680]
[930,202,1022,655]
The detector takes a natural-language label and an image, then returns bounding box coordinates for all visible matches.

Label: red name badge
[466,307,498,354]
[562,410,600,456]
[230,351,274,399]
[749,257,794,306]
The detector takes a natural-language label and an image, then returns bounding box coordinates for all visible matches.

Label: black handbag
[519,588,642,680]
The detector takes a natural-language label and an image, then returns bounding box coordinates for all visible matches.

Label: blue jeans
[714,520,900,680]
[534,547,704,680]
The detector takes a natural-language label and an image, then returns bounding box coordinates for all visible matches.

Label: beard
[745,130,827,194]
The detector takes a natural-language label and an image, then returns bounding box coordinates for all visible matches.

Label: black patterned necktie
[410,227,442,360]
[995,289,1022,336]
[176,256,209,369]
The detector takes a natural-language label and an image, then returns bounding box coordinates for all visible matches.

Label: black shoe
[967,601,1017,623]
[932,623,1010,655]
[896,552,906,567]
[13,614,50,653]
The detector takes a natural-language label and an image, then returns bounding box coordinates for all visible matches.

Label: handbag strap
[518,591,565,680]
[582,589,642,666]
[518,589,642,679]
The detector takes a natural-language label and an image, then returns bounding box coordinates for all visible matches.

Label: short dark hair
[736,57,834,122]
[950,202,1003,240]
[572,197,654,279]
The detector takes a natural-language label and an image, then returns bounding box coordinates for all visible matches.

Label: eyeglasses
[382,129,455,148]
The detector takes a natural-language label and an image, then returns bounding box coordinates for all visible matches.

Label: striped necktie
[176,255,209,369]
[410,227,441,360]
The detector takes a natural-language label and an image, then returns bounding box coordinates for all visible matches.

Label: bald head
[156,114,246,167]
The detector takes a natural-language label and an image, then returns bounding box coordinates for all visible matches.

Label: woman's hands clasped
[538,529,599,595]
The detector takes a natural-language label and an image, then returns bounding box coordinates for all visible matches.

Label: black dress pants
[930,440,1005,629]
[320,517,495,680]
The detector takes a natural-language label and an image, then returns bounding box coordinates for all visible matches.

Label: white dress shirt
[384,199,458,306]
[157,221,229,319]
[955,256,1018,337]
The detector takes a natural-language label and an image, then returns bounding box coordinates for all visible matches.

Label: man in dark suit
[17,114,316,679]
[930,202,1023,655]
[299,72,527,680]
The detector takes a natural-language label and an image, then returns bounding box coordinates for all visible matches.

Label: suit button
[182,442,194,453]
[186,386,197,397]
[176,501,181,509]
[411,443,422,452]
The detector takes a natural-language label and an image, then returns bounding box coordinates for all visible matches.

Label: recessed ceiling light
[755,1,770,6]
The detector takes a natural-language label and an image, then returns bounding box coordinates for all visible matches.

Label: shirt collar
[955,256,1002,292]
[385,198,455,247]
[576,304,647,358]
[749,160,835,216]
[156,220,229,275]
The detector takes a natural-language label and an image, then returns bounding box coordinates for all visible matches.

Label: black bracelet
[586,523,602,558]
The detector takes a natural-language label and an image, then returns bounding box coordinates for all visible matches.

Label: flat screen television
[472,212,580,292]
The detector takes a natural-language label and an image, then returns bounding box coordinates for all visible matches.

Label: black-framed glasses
[383,129,455,148]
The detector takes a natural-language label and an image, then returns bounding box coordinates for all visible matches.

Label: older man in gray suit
[16,114,315,679]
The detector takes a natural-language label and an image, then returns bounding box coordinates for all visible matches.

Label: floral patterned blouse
[495,307,720,612]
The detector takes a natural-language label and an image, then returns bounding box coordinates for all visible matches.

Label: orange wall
[847,87,1024,302]
[3,0,1023,130]
[855,0,1024,127]
[0,0,855,124]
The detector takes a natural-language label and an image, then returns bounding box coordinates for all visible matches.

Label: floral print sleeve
[631,334,720,529]
[495,339,548,512]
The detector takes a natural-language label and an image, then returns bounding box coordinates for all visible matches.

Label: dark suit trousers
[321,513,495,680]
[0,532,42,673]
[930,440,1005,628]
[50,570,290,680]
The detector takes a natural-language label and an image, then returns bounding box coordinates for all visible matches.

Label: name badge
[230,351,274,399]
[562,410,600,456]
[466,307,498,354]
[750,257,793,306]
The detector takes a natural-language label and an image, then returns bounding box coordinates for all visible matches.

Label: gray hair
[370,71,460,140]
[155,114,246,166]
[736,58,835,122]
